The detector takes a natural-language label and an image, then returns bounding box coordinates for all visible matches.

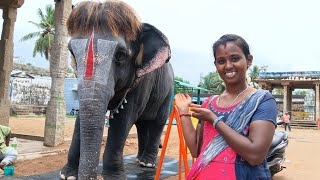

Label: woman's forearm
[215,121,275,166]
[180,116,199,158]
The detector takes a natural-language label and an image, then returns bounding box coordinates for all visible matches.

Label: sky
[1,0,320,85]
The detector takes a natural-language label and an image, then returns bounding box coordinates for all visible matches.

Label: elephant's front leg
[101,115,133,179]
[60,116,80,180]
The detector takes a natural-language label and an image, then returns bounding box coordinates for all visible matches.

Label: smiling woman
[174,34,278,180]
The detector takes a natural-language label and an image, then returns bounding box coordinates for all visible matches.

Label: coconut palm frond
[22,4,55,61]
[27,21,42,29]
[20,32,42,41]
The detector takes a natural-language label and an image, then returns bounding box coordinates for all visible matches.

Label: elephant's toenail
[146,163,155,167]
[60,171,66,180]
[139,161,146,166]
[67,176,77,180]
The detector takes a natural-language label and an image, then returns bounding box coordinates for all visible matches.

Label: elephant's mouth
[107,88,128,110]
[107,77,143,112]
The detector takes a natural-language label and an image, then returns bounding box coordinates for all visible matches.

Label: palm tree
[248,65,260,88]
[20,4,54,60]
[248,65,268,88]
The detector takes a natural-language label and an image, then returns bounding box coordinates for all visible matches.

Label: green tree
[248,65,268,88]
[174,76,191,93]
[293,89,307,96]
[198,71,225,94]
[67,67,74,74]
[20,4,55,60]
[273,88,284,95]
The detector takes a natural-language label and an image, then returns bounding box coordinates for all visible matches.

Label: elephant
[60,1,174,180]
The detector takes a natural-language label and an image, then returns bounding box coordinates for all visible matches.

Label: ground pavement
[3,117,187,179]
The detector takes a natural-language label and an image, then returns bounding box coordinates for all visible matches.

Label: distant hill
[13,63,75,78]
[13,63,50,76]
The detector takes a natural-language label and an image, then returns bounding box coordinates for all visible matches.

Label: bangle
[180,113,191,118]
[213,116,224,129]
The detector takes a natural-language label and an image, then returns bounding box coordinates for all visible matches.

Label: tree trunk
[44,0,72,147]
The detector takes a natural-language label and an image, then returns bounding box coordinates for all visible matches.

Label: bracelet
[213,116,224,129]
[180,113,191,118]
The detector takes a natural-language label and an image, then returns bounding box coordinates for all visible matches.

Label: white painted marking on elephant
[70,39,88,84]
[136,46,170,77]
[96,39,117,86]
[163,158,178,166]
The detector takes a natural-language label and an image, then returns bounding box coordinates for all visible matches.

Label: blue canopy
[174,80,208,92]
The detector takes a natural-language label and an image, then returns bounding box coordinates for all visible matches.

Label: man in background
[283,112,291,132]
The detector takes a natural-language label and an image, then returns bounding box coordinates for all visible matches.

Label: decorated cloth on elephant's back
[189,90,277,180]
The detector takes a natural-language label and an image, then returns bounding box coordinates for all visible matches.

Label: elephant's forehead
[70,39,118,85]
[70,39,118,63]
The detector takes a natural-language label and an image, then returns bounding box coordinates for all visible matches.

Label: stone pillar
[0,7,18,126]
[288,87,293,118]
[283,85,290,114]
[44,0,72,147]
[315,84,320,121]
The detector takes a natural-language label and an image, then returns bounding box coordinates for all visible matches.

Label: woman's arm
[215,120,275,165]
[180,117,201,158]
[174,94,202,158]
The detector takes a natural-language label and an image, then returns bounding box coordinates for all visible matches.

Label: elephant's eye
[115,51,127,62]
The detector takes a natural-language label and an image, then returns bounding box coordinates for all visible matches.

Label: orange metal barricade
[154,104,190,180]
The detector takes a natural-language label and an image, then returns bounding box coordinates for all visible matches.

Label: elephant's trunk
[77,80,114,179]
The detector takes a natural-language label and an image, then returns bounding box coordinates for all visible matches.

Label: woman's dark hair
[212,34,251,59]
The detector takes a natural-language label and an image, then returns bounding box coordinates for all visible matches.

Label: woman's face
[214,42,252,86]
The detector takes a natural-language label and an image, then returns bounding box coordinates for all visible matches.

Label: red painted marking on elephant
[85,31,94,77]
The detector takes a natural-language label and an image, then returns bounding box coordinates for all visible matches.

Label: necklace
[218,86,249,107]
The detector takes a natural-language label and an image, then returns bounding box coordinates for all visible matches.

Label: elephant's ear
[135,23,171,78]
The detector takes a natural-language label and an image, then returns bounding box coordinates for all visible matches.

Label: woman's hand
[190,106,217,123]
[174,94,192,114]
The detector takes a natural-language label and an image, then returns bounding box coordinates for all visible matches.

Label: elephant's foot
[138,155,156,168]
[101,170,126,180]
[136,153,142,162]
[60,164,78,180]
